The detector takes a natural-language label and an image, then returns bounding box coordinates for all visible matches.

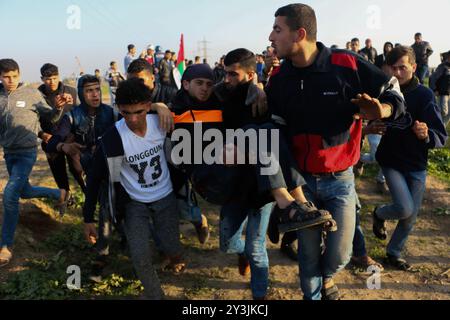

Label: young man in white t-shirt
[82,79,184,299]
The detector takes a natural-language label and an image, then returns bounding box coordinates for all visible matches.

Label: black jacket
[266,42,406,174]
[376,77,448,172]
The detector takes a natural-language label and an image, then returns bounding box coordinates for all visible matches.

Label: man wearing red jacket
[266,3,406,300]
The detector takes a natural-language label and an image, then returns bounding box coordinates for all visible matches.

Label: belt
[307,169,349,178]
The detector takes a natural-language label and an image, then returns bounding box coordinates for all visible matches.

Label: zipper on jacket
[300,78,310,172]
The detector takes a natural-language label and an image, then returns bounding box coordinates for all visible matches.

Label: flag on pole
[173,33,186,89]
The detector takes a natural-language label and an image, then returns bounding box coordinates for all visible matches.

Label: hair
[127,58,154,75]
[0,59,20,74]
[127,44,135,51]
[40,63,59,77]
[415,32,422,38]
[275,4,317,42]
[224,48,256,72]
[95,69,100,73]
[78,74,100,89]
[115,78,153,106]
[386,45,416,66]
[110,61,116,67]
[351,38,360,43]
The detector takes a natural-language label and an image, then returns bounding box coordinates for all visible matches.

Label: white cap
[147,44,155,50]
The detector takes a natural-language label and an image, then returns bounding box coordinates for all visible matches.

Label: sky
[0,0,448,82]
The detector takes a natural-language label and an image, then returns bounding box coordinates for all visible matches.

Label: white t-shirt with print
[116,114,172,203]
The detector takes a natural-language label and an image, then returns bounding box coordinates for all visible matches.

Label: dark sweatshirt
[376,76,448,172]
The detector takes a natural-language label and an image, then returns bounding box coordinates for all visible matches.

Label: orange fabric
[173,110,223,124]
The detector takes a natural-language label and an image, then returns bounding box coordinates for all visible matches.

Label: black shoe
[372,207,387,240]
[267,205,280,244]
[386,254,412,271]
[280,243,298,262]
[275,202,336,234]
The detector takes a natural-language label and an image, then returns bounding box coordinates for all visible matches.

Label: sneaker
[194,215,210,245]
[386,254,412,271]
[280,243,298,262]
[238,254,250,276]
[275,202,336,234]
[372,207,387,240]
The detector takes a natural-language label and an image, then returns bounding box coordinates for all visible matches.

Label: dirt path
[0,150,449,300]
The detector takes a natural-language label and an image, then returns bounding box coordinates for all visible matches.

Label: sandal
[162,255,187,275]
[321,279,340,300]
[276,202,336,234]
[0,247,12,267]
[351,255,384,271]
[55,190,71,217]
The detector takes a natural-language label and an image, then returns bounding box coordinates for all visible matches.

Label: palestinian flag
[173,34,186,89]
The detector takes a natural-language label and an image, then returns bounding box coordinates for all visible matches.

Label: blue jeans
[415,64,429,84]
[297,168,356,300]
[377,167,427,258]
[1,150,60,247]
[353,193,367,257]
[220,202,272,298]
[360,134,385,183]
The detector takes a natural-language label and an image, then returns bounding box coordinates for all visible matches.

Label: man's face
[82,82,101,108]
[42,75,60,92]
[0,70,20,92]
[224,63,254,90]
[366,39,372,48]
[415,35,422,44]
[269,16,298,59]
[119,102,151,132]
[130,47,137,55]
[111,63,117,70]
[147,49,154,56]
[390,55,417,86]
[351,40,360,53]
[165,52,172,60]
[128,70,155,91]
[182,78,214,102]
[384,44,393,54]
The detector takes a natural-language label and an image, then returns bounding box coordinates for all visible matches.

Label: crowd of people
[0,3,448,300]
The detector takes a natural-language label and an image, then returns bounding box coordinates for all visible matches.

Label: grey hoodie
[0,83,63,153]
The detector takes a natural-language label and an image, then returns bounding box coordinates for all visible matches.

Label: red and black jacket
[266,42,406,174]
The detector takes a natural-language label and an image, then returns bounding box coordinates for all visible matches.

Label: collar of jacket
[280,42,333,76]
[0,82,24,96]
[400,76,420,94]
[38,81,64,96]
[79,102,107,116]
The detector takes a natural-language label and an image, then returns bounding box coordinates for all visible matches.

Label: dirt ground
[0,149,449,300]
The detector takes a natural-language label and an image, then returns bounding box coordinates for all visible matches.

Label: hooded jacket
[0,83,63,153]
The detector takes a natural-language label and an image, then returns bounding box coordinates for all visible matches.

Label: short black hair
[351,38,360,43]
[0,59,20,74]
[128,44,135,51]
[224,48,256,72]
[127,58,154,75]
[110,61,116,67]
[386,46,416,66]
[115,78,153,106]
[40,63,59,77]
[275,4,317,42]
[415,32,422,38]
